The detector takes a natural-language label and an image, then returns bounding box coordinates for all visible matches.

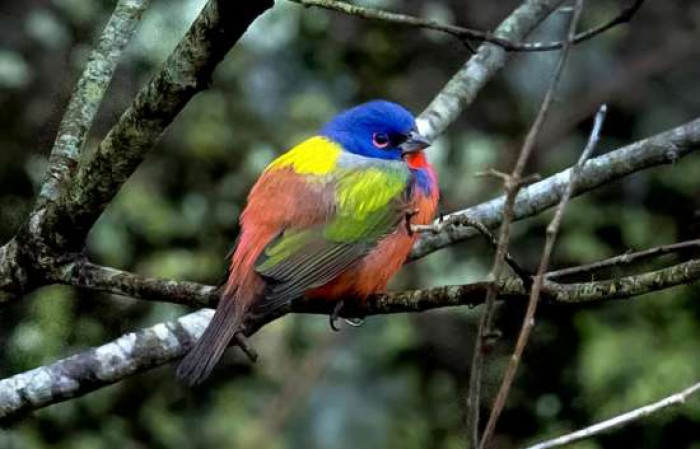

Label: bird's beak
[400,130,431,156]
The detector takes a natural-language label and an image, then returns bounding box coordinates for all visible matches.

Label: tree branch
[288,0,643,53]
[416,0,566,140]
[40,0,274,251]
[546,238,700,280]
[37,0,151,204]
[0,0,273,305]
[410,117,700,260]
[525,381,700,449]
[5,254,700,421]
[51,260,218,307]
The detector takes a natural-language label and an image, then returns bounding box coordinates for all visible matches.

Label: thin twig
[525,381,700,449]
[288,0,644,52]
[413,216,533,289]
[468,3,586,447]
[481,101,607,448]
[38,0,150,204]
[546,238,700,279]
[34,0,274,253]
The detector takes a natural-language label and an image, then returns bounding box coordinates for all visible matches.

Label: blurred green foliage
[1,0,700,448]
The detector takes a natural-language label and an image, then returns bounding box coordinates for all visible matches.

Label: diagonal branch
[410,117,700,260]
[36,0,274,252]
[289,0,643,53]
[0,0,273,305]
[37,0,151,205]
[5,255,700,422]
[416,0,566,140]
[52,260,218,307]
[525,381,700,449]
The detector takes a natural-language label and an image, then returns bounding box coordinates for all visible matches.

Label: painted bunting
[177,100,439,384]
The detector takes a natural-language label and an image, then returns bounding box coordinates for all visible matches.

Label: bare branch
[49,254,700,310]
[546,238,700,279]
[37,0,151,204]
[481,101,607,447]
[525,381,700,449]
[410,117,700,261]
[51,260,218,307]
[288,0,643,53]
[468,3,585,444]
[5,255,700,421]
[0,309,213,424]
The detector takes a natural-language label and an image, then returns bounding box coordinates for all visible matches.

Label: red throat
[405,151,429,169]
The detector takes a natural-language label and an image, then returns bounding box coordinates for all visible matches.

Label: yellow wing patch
[266,136,342,176]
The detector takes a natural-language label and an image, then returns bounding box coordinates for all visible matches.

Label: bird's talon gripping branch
[330,300,346,332]
[405,208,420,236]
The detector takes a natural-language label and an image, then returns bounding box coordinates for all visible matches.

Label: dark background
[1,0,700,448]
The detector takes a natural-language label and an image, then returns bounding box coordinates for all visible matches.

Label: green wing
[254,165,409,313]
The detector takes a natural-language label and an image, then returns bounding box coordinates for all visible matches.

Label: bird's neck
[405,151,429,169]
[406,152,437,195]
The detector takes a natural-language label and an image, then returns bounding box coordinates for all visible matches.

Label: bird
[177,100,440,385]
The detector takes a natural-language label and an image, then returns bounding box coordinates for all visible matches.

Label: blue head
[320,100,431,161]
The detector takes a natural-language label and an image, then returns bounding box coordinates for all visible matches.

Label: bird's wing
[253,158,411,313]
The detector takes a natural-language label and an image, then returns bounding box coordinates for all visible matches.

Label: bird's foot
[329,301,365,331]
[344,317,365,327]
[330,300,345,332]
[404,208,420,236]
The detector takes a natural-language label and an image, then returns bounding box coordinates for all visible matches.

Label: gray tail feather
[176,293,245,385]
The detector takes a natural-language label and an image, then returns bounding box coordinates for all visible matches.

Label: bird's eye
[372,133,390,148]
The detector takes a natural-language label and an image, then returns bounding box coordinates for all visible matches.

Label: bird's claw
[329,300,365,331]
[405,208,420,236]
[330,300,344,332]
[344,317,365,327]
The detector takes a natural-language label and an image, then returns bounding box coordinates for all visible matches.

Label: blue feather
[412,168,434,194]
